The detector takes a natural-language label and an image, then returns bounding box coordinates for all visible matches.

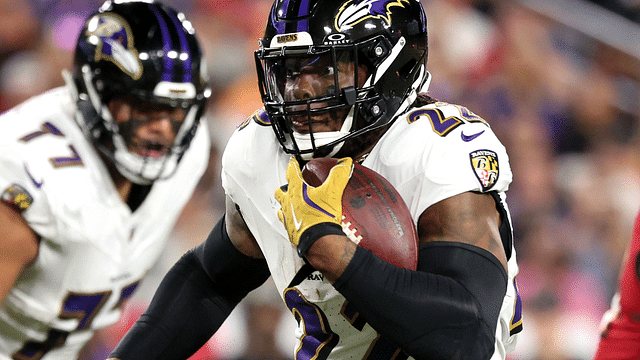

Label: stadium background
[2,0,639,358]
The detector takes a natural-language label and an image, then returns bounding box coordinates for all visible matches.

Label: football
[301,158,419,270]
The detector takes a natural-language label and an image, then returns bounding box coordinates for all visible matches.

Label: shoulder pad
[238,108,271,131]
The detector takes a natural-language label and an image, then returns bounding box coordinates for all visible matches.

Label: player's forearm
[333,242,507,359]
[304,234,356,283]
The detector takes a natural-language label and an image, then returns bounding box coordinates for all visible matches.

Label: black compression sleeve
[109,216,270,360]
[333,241,507,360]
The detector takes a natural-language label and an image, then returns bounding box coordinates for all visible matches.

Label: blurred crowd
[2,0,640,359]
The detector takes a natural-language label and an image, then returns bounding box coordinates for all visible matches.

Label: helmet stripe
[272,8,285,34]
[166,9,193,82]
[276,0,291,34]
[276,0,310,34]
[150,5,174,82]
[296,0,310,32]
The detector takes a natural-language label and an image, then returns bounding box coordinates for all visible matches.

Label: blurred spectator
[586,0,640,22]
[0,0,39,59]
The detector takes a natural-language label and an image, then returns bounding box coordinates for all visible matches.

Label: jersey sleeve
[221,109,284,206]
[0,110,57,238]
[374,102,513,220]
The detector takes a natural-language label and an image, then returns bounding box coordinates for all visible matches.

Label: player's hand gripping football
[275,157,353,257]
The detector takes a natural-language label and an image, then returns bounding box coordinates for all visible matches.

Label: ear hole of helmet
[360,37,392,70]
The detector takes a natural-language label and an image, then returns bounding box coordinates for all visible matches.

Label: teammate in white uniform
[0,2,210,359]
[109,1,522,359]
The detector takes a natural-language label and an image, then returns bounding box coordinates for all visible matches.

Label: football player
[108,0,522,359]
[594,210,640,359]
[0,1,210,359]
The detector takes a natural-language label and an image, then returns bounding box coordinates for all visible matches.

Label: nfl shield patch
[470,150,499,191]
[2,184,33,213]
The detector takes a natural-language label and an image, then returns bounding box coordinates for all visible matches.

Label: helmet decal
[87,14,143,80]
[335,0,410,31]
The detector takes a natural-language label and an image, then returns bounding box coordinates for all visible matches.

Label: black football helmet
[64,0,210,184]
[255,0,430,159]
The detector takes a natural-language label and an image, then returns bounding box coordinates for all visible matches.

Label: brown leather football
[301,157,419,270]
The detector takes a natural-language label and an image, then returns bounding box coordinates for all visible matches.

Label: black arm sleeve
[109,215,271,360]
[333,241,508,360]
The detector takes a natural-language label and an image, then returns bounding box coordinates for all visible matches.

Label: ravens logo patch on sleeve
[1,184,34,213]
[470,149,499,191]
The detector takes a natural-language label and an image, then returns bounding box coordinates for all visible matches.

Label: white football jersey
[0,87,210,359]
[222,102,522,360]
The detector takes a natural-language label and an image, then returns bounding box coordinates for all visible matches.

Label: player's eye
[302,65,334,77]
[286,69,301,79]
[320,66,335,77]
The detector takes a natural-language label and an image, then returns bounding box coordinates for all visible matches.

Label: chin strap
[292,106,355,160]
